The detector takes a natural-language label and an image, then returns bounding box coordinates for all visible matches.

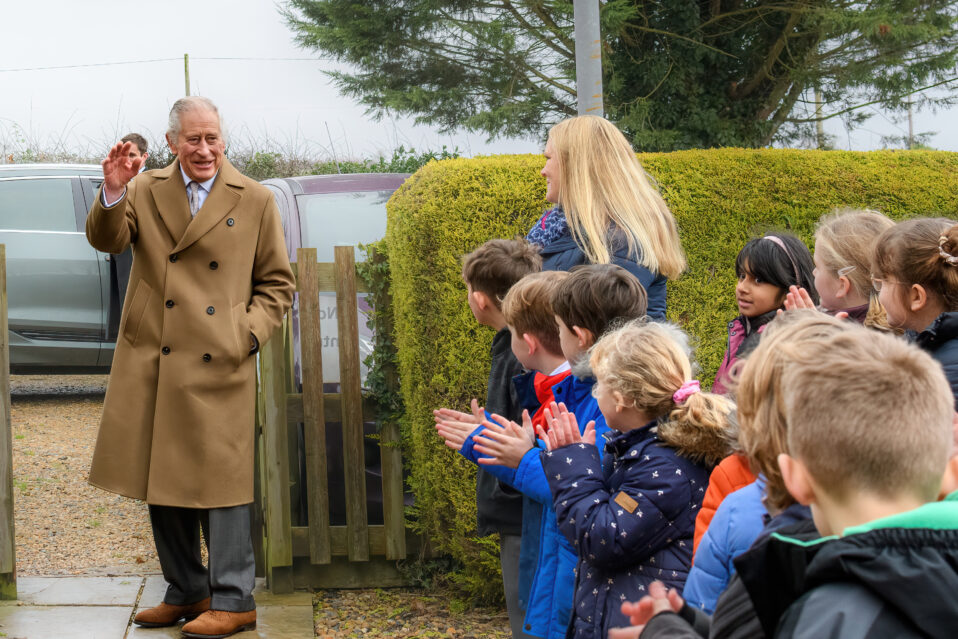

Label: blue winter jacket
[682,477,768,614]
[461,374,608,639]
[542,422,709,639]
[538,229,667,319]
[913,311,958,408]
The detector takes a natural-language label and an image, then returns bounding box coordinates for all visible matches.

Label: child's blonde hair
[781,322,953,503]
[815,208,896,330]
[502,271,570,356]
[589,320,732,465]
[733,311,851,512]
[547,116,686,279]
[873,217,958,312]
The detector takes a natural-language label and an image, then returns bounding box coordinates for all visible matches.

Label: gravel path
[11,375,159,576]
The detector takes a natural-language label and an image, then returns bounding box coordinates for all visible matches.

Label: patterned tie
[188,181,200,218]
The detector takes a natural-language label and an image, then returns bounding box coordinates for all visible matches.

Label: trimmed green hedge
[383,149,958,600]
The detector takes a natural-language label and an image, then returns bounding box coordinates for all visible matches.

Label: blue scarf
[526,206,568,248]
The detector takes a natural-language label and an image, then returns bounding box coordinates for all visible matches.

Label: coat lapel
[150,160,193,245]
[172,160,244,253]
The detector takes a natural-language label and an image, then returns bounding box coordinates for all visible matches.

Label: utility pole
[907,99,914,149]
[184,54,191,96]
[573,0,603,117]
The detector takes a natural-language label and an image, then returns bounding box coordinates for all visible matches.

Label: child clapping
[539,320,732,639]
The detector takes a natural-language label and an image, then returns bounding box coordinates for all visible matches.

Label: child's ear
[836,275,852,299]
[571,325,596,349]
[522,332,538,356]
[939,455,958,501]
[908,283,929,313]
[778,453,816,506]
[470,291,489,311]
[612,390,628,413]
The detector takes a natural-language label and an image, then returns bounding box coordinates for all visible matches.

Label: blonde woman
[530,115,685,318]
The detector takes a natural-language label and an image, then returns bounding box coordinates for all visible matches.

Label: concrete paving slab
[0,604,131,639]
[16,576,143,606]
[251,579,311,607]
[254,604,313,638]
[140,575,167,607]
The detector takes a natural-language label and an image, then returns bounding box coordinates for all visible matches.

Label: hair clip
[938,236,958,266]
[673,380,700,405]
[837,265,856,277]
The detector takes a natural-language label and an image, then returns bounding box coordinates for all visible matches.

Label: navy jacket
[543,422,709,639]
[538,229,667,319]
[476,327,525,536]
[913,311,958,407]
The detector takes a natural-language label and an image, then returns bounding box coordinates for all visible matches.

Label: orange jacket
[692,454,757,556]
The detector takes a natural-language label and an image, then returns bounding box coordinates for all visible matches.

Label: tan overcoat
[85,159,295,508]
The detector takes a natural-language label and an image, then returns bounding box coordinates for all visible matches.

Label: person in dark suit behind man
[108,133,149,333]
[86,97,295,639]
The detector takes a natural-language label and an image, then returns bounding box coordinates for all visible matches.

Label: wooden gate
[254,246,414,593]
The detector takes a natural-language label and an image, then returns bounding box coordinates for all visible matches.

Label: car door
[0,176,103,370]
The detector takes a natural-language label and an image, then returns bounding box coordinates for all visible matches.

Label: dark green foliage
[282,1,958,149]
[382,149,958,599]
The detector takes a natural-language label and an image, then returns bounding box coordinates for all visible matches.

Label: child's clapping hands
[537,401,596,451]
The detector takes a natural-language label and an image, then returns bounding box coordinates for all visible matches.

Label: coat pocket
[122,279,153,345]
[231,301,251,367]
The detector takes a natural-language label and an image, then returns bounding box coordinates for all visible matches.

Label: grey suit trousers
[148,503,256,612]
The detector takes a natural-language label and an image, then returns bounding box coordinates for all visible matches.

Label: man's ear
[522,333,538,356]
[908,283,929,313]
[778,453,816,506]
[571,325,596,349]
[165,133,178,155]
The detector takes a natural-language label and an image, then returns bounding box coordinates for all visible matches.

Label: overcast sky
[1,1,956,162]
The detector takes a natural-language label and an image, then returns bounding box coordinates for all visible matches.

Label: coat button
[226,218,234,226]
[165,299,174,308]
[202,353,212,362]
[209,261,218,270]
[161,346,171,355]
[206,306,215,315]
[169,254,177,263]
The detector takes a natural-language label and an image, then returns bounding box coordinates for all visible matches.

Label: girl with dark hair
[712,233,816,395]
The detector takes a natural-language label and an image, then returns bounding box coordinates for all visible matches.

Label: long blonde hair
[548,116,686,279]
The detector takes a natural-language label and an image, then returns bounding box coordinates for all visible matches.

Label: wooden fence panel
[297,248,332,564]
[261,322,293,592]
[0,246,15,599]
[334,246,369,562]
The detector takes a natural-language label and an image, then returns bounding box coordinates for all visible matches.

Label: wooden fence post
[0,246,14,599]
[261,320,293,592]
[334,246,369,561]
[297,248,332,564]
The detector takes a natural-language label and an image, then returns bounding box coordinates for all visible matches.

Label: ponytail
[873,219,958,311]
[657,391,735,466]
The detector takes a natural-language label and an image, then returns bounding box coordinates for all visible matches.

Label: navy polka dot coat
[542,423,709,639]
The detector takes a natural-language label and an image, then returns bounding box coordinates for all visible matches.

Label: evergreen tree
[283,1,958,150]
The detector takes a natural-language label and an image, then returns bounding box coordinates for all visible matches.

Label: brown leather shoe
[133,597,211,627]
[181,609,257,638]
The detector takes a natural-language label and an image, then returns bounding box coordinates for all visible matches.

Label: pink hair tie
[673,380,701,405]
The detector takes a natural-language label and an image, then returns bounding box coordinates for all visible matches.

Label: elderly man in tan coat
[86,96,294,639]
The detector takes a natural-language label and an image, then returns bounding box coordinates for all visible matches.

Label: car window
[298,191,391,262]
[0,178,76,232]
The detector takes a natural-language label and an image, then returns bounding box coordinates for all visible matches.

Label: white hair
[166,96,226,141]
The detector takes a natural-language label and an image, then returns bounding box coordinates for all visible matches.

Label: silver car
[0,164,116,373]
